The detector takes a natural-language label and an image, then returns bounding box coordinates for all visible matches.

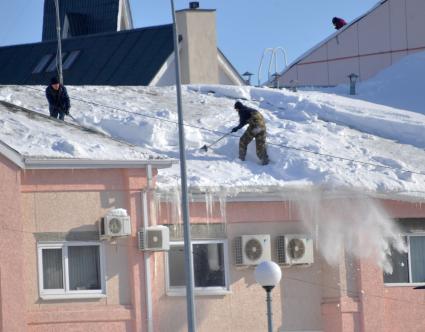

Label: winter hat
[50,77,59,85]
[234,101,243,110]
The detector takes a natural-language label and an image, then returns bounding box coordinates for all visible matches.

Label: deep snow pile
[329,51,425,115]
[1,83,425,200]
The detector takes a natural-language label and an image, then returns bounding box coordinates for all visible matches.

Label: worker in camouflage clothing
[231,101,269,165]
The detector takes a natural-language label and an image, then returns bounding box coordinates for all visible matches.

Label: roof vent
[189,2,199,9]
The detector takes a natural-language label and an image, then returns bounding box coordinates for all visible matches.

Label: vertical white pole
[170,1,197,331]
[54,0,64,85]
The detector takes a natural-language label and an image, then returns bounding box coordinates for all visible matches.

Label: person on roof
[231,101,269,165]
[45,77,70,120]
[332,17,347,30]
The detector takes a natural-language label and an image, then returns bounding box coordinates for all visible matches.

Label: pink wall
[3,151,425,332]
[19,167,150,331]
[280,0,425,86]
[0,155,27,331]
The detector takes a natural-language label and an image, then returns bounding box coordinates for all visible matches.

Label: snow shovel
[200,132,232,152]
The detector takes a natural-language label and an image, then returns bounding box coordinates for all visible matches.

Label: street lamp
[242,71,254,85]
[255,261,282,332]
[170,1,196,331]
[271,72,281,89]
[348,73,359,95]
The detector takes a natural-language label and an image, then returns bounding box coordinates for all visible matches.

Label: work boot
[261,158,269,165]
[239,156,245,161]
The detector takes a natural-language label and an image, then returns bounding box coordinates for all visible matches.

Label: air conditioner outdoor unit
[276,235,314,265]
[234,234,271,266]
[100,211,131,239]
[138,225,170,251]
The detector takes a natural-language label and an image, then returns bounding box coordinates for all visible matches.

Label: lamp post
[348,73,359,95]
[271,72,281,89]
[170,1,196,331]
[242,71,254,85]
[54,0,63,85]
[255,261,282,332]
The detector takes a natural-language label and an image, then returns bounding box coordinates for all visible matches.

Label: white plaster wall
[297,63,329,86]
[328,58,359,86]
[406,0,425,49]
[279,0,425,87]
[358,1,391,55]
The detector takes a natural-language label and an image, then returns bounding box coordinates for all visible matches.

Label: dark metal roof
[43,0,120,41]
[0,24,174,86]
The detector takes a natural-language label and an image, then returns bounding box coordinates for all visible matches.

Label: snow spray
[295,189,406,273]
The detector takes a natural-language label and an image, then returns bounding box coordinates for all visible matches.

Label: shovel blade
[200,145,208,152]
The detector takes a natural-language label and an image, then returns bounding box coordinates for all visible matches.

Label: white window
[384,235,425,286]
[166,240,230,295]
[37,242,106,300]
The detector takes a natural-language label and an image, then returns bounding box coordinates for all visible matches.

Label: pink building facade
[279,0,425,87]
[1,111,425,331]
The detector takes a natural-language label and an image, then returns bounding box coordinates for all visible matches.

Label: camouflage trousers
[239,126,269,164]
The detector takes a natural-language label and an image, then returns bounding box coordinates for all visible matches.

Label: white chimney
[176,4,219,84]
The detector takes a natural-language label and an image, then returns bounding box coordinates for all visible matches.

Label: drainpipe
[143,163,154,332]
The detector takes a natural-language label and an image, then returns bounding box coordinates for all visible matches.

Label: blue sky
[0,0,378,82]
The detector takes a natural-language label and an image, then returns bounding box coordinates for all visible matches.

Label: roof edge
[23,158,177,170]
[0,140,25,169]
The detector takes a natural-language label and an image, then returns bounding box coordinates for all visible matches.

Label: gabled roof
[279,0,388,78]
[42,0,121,41]
[0,24,174,86]
[0,100,174,170]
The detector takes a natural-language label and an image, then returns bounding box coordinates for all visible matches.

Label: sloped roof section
[42,0,120,41]
[0,24,174,86]
[279,0,388,78]
[0,100,173,169]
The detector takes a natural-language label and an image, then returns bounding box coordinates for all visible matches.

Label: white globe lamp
[255,261,282,332]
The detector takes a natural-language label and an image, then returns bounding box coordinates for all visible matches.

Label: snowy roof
[1,51,425,199]
[0,100,172,170]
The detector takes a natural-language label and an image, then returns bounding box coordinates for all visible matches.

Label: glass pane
[32,54,53,74]
[46,53,68,72]
[42,248,64,289]
[63,50,80,70]
[193,243,225,287]
[68,246,101,290]
[410,236,425,283]
[384,237,409,283]
[169,245,186,287]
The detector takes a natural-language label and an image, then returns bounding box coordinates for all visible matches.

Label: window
[32,54,53,74]
[384,235,425,285]
[37,242,105,299]
[166,240,229,295]
[45,52,68,72]
[63,50,81,70]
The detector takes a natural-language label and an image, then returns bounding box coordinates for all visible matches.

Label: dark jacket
[45,85,70,114]
[333,17,347,30]
[233,104,265,132]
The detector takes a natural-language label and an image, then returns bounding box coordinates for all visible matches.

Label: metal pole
[264,286,274,332]
[54,0,63,85]
[170,1,196,331]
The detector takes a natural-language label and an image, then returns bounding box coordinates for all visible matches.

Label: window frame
[37,241,106,300]
[384,233,425,287]
[165,239,230,296]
